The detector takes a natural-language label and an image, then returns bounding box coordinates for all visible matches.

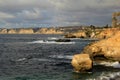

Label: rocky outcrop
[71,30,120,72]
[8,29,17,34]
[0,28,64,34]
[94,28,120,39]
[35,28,47,34]
[0,28,8,34]
[65,31,87,38]
[18,28,34,34]
[83,31,120,61]
[71,54,92,72]
[35,28,64,34]
[65,28,120,39]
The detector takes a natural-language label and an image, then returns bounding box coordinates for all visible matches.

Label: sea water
[0,34,119,80]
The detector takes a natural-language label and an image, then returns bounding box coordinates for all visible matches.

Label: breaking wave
[47,37,60,40]
[99,61,120,68]
[96,72,120,80]
[28,40,75,44]
[49,55,73,59]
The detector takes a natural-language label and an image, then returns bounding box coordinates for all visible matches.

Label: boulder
[71,54,92,73]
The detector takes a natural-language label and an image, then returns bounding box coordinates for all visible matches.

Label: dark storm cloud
[0,0,120,28]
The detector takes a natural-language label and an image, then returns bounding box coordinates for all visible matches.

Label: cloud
[17,8,41,20]
[0,12,15,19]
[50,0,120,11]
[50,0,120,26]
[0,0,120,28]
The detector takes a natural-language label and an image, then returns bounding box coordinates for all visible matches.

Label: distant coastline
[1,26,120,40]
[0,25,110,34]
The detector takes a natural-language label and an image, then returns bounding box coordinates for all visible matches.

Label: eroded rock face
[71,30,120,72]
[18,29,34,34]
[71,54,92,72]
[83,31,120,61]
[65,31,87,38]
[36,28,64,34]
[0,29,8,34]
[8,29,17,34]
[94,28,120,39]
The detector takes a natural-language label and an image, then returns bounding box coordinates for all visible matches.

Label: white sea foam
[47,37,59,40]
[96,72,120,80]
[49,55,73,59]
[16,57,53,62]
[28,40,75,44]
[32,58,52,62]
[99,61,120,68]
[16,58,26,61]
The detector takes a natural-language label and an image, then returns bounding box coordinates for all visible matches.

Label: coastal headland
[0,26,120,39]
[71,26,120,73]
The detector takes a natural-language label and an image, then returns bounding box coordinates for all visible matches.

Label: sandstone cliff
[18,28,34,34]
[8,29,17,34]
[83,30,120,61]
[65,31,87,38]
[0,29,8,34]
[35,28,64,34]
[71,30,120,72]
[0,28,65,34]
[94,28,120,39]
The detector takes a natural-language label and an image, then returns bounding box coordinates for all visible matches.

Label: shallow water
[0,34,119,80]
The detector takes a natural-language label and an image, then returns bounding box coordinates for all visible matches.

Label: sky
[0,0,120,28]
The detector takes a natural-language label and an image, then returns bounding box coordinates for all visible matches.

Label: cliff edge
[71,30,120,72]
[0,28,64,34]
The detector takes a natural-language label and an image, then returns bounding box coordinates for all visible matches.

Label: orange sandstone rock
[18,28,34,34]
[0,28,8,34]
[83,31,120,61]
[8,29,17,34]
[95,28,120,39]
[36,28,64,34]
[65,31,86,38]
[71,54,92,72]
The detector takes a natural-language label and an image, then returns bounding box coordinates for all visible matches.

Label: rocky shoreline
[71,28,120,72]
[65,27,120,39]
[1,26,120,40]
[0,26,118,39]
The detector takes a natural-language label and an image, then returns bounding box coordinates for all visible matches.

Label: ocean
[0,34,119,80]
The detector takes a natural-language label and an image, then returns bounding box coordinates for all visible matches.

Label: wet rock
[71,54,92,73]
[55,39,71,42]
